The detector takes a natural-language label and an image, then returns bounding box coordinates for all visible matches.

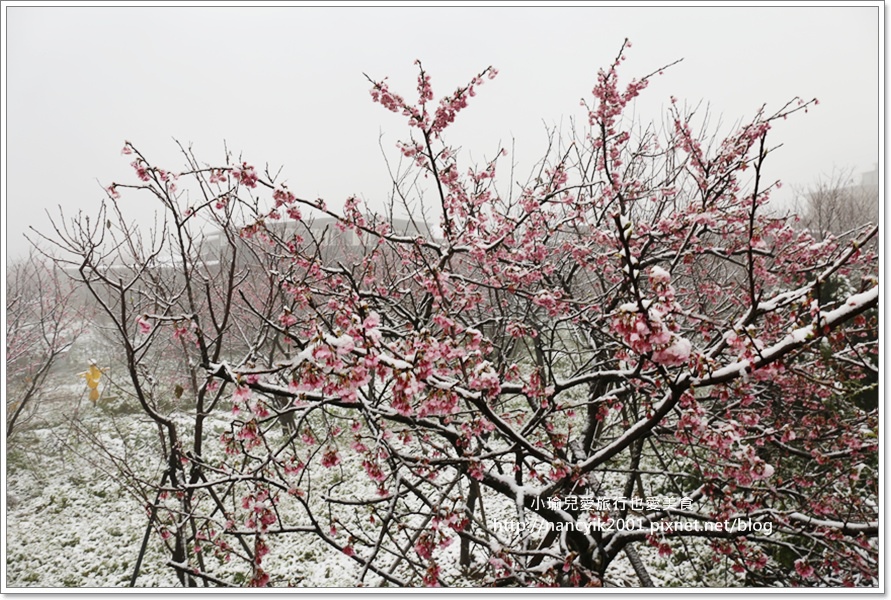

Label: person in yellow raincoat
[79,361,103,404]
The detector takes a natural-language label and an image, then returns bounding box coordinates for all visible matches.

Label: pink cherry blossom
[136,316,152,335]
[794,559,815,579]
[651,336,692,367]
[321,447,341,468]
[231,162,258,188]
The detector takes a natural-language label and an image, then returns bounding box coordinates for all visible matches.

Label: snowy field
[5,340,728,589]
[5,391,365,588]
[6,396,678,588]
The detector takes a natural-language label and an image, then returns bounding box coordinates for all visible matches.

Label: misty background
[4,5,881,262]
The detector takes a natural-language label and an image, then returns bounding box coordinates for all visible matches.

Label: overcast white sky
[3,3,882,260]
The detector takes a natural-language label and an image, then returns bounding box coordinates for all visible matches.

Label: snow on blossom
[363,311,381,330]
[531,289,564,316]
[326,333,356,355]
[651,335,692,367]
[649,265,671,284]
[231,162,258,188]
[469,361,501,397]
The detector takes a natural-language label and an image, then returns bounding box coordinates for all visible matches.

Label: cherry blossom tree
[6,252,85,437]
[43,41,877,587]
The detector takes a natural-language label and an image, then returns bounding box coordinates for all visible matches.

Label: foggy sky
[3,4,882,262]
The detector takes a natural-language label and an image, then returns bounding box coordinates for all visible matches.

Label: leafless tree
[6,252,86,437]
[792,167,879,243]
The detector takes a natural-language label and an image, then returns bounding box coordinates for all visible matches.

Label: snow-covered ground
[4,360,719,589]
[5,388,374,588]
[6,391,177,587]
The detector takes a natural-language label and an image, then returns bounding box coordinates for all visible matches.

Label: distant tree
[789,168,879,413]
[41,42,878,587]
[5,252,85,437]
[792,167,879,243]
